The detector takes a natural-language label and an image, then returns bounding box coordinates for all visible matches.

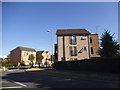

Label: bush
[54,57,120,73]
[115,52,120,57]
[2,63,14,67]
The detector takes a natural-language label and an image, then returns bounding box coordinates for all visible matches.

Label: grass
[25,68,44,71]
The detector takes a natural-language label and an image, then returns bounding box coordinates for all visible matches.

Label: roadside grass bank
[25,68,44,71]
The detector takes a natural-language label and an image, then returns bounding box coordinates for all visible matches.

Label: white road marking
[2,80,27,89]
[2,86,23,89]
[13,81,27,87]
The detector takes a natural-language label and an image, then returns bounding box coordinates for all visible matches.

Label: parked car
[31,64,39,68]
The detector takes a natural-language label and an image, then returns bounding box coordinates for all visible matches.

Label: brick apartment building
[36,51,52,67]
[11,46,36,65]
[11,47,52,66]
[55,29,100,61]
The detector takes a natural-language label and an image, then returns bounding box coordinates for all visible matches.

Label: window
[91,47,94,54]
[83,46,87,51]
[61,57,66,62]
[70,35,77,44]
[24,52,26,55]
[70,47,77,56]
[74,58,77,61]
[55,50,58,53]
[81,36,87,40]
[90,37,92,43]
[70,58,77,61]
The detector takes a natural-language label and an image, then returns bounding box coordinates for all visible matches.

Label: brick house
[55,29,100,61]
[36,51,52,67]
[10,46,36,65]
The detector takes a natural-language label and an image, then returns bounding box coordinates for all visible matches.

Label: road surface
[1,68,119,89]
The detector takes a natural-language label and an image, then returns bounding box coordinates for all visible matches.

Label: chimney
[96,32,98,34]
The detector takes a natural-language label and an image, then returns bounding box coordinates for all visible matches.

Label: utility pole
[47,30,53,64]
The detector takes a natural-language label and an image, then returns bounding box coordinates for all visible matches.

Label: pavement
[1,67,120,89]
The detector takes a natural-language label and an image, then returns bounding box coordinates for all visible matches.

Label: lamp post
[47,30,53,64]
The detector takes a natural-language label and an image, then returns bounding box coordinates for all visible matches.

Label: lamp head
[47,30,51,32]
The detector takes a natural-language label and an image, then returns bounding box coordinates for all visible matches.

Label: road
[1,68,120,89]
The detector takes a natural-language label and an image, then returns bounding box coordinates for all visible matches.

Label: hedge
[2,63,16,67]
[54,57,120,73]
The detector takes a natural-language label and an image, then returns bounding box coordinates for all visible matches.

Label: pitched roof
[12,46,36,52]
[56,29,91,35]
[37,51,50,54]
[37,51,44,54]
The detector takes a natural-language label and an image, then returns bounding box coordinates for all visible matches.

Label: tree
[28,54,35,64]
[4,54,12,63]
[2,54,14,67]
[36,53,43,63]
[51,55,56,62]
[99,30,120,57]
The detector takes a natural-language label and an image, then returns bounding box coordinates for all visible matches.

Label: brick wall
[11,48,21,65]
[90,34,100,57]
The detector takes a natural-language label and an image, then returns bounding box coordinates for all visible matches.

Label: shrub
[54,57,120,73]
[115,52,120,57]
[2,63,14,67]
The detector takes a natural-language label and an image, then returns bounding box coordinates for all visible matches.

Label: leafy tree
[36,53,43,63]
[28,54,35,63]
[51,55,55,63]
[4,54,13,63]
[99,30,120,57]
[115,52,120,57]
[51,55,57,62]
[2,54,14,67]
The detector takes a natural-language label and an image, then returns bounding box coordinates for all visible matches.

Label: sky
[0,2,2,58]
[2,2,118,58]
[118,1,120,43]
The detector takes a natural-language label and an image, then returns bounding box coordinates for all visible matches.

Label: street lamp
[47,30,53,65]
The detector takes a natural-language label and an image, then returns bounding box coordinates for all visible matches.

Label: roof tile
[56,29,91,35]
[16,46,36,52]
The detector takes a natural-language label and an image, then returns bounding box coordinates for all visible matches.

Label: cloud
[0,55,3,58]
[3,55,7,59]
[0,55,7,59]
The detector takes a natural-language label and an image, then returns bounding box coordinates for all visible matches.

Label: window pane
[70,47,77,56]
[90,37,92,43]
[73,47,77,56]
[91,47,94,54]
[83,46,87,51]
[74,47,76,55]
[70,36,77,44]
[69,47,72,56]
[81,36,86,40]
